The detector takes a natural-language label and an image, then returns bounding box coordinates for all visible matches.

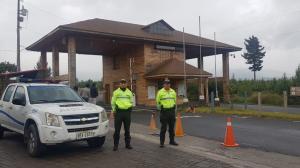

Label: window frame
[2,85,16,102]
[12,86,27,106]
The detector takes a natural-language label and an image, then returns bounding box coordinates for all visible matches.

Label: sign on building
[147,86,156,99]
[290,87,300,96]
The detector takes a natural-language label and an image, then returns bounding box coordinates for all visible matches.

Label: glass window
[147,22,172,35]
[13,86,26,104]
[3,85,15,102]
[27,86,83,104]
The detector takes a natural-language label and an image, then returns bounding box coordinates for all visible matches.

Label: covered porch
[144,59,212,106]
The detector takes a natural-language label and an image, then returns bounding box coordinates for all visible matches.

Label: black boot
[125,136,132,149]
[169,141,178,146]
[160,134,165,148]
[113,145,118,151]
[169,136,178,146]
[126,144,133,149]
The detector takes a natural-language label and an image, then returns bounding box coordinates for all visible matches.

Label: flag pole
[182,27,188,102]
[199,16,204,100]
[214,32,219,99]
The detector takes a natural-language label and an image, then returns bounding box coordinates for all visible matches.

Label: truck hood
[31,102,104,115]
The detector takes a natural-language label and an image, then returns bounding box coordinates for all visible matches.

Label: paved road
[131,110,300,156]
[0,132,232,168]
[223,104,300,114]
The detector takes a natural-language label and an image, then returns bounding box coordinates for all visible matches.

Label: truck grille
[68,126,98,133]
[62,113,99,125]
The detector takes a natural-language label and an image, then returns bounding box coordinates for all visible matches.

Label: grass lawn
[189,107,300,121]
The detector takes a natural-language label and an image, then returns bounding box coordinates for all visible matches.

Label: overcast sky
[1,0,300,80]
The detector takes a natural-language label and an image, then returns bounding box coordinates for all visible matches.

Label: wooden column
[40,51,47,70]
[198,78,204,97]
[222,52,230,103]
[68,37,76,88]
[52,46,59,77]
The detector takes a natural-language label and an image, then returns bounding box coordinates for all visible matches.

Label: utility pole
[16,0,28,72]
[17,0,20,71]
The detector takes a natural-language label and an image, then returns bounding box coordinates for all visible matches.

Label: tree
[34,59,51,78]
[294,64,300,85]
[242,36,266,80]
[0,61,17,73]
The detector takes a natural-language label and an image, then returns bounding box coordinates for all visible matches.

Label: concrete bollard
[258,92,262,111]
[283,91,288,111]
[210,92,215,113]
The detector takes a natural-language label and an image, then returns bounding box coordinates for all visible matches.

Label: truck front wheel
[87,136,105,148]
[26,124,44,157]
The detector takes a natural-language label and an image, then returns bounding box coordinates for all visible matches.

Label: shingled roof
[145,59,212,79]
[26,18,241,55]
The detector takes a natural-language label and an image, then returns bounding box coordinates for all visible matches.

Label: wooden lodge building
[26,18,241,106]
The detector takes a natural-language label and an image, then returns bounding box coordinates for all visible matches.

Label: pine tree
[294,65,300,85]
[35,59,51,78]
[242,36,266,80]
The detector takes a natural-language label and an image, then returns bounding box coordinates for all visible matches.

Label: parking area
[0,131,232,168]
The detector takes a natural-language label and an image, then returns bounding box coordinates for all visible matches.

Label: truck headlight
[100,110,108,122]
[45,113,60,127]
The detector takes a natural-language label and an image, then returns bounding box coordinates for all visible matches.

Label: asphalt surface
[0,131,232,168]
[223,103,300,114]
[131,110,300,156]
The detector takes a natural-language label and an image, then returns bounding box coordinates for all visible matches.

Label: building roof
[26,18,241,57]
[145,59,212,79]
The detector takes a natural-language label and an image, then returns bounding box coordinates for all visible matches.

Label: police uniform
[111,84,133,151]
[156,80,178,147]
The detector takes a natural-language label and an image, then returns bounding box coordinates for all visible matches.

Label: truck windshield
[27,86,83,104]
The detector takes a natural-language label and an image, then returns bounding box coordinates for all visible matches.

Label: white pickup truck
[0,83,109,157]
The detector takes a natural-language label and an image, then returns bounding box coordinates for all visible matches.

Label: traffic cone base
[175,112,184,137]
[222,117,239,147]
[222,143,239,147]
[149,114,157,131]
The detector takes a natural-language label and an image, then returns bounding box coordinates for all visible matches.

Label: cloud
[0,0,299,80]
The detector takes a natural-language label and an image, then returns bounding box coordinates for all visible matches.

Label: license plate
[76,131,96,140]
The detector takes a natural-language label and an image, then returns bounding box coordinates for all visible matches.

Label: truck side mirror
[12,98,26,106]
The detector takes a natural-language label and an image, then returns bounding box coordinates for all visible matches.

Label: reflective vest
[111,88,133,112]
[156,88,177,109]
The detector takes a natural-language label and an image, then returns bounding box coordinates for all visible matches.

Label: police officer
[156,79,178,148]
[111,79,133,151]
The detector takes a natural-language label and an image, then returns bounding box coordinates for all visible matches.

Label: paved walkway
[0,131,231,168]
[1,120,300,168]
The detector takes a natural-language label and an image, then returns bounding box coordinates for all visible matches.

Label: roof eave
[145,74,213,79]
[26,25,242,52]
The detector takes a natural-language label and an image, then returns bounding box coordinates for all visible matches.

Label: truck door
[0,85,16,128]
[11,86,27,132]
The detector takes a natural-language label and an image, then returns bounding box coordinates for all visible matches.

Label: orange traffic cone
[175,112,184,137]
[149,113,157,134]
[222,117,239,147]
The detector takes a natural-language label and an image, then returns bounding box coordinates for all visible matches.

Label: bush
[288,96,300,106]
[232,92,283,106]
